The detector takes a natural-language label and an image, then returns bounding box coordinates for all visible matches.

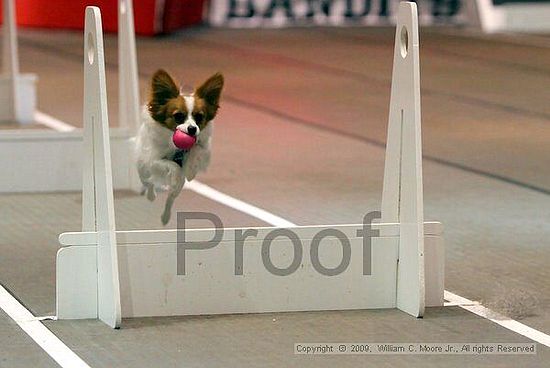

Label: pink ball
[172,130,197,150]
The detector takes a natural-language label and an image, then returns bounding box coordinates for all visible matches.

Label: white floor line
[184,181,296,227]
[186,181,550,348]
[34,111,76,132]
[445,291,550,348]
[0,284,91,368]
[443,301,480,307]
[2,112,89,367]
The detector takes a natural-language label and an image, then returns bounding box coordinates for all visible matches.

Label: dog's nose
[187,126,197,136]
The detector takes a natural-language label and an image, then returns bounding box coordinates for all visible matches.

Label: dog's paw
[185,168,197,181]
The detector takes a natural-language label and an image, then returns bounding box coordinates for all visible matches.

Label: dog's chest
[169,149,190,168]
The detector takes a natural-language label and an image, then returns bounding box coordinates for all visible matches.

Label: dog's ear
[196,73,224,116]
[149,69,179,121]
[151,69,179,101]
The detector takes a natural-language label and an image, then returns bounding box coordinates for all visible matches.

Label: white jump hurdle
[0,0,37,124]
[56,2,444,329]
[0,0,139,192]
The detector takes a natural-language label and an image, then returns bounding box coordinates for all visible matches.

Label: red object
[0,0,205,36]
[163,0,205,34]
[172,130,197,150]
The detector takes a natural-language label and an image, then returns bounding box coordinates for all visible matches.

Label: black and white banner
[208,0,467,27]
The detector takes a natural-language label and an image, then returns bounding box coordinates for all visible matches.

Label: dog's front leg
[151,159,184,225]
[161,174,185,225]
[184,145,211,181]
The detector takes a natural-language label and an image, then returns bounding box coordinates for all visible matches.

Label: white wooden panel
[0,129,134,193]
[56,246,97,319]
[83,7,121,328]
[120,235,397,317]
[58,225,399,318]
[425,235,444,307]
[381,1,425,317]
[56,224,444,318]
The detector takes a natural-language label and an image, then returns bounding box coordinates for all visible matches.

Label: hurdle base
[0,74,37,124]
[56,222,444,320]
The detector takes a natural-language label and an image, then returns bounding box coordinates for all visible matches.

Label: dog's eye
[173,112,186,124]
[194,112,204,124]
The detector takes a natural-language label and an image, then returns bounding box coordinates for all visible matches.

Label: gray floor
[0,25,549,367]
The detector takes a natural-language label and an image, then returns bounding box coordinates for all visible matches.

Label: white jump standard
[56,2,444,329]
[0,0,139,193]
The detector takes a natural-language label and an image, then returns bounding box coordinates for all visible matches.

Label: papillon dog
[136,69,224,225]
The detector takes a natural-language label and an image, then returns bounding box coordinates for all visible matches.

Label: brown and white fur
[136,69,224,225]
